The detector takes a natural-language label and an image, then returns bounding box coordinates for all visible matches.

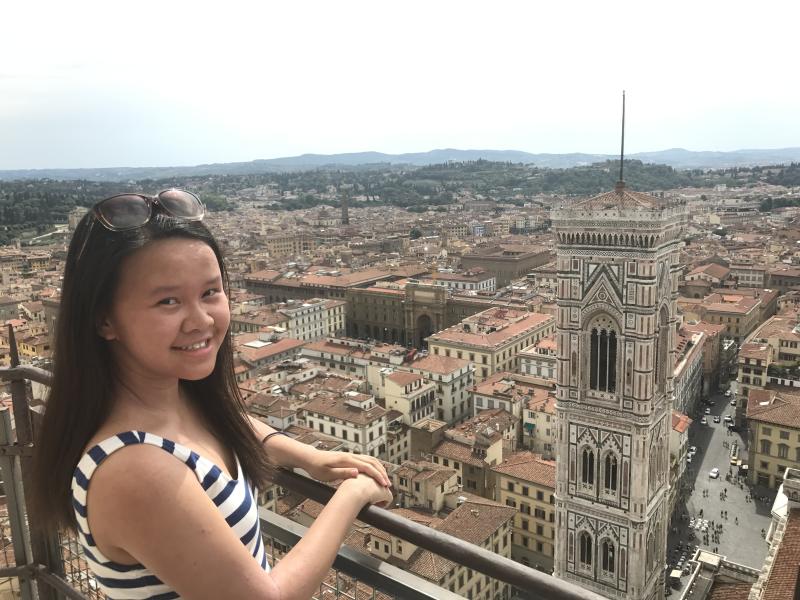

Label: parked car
[709,468,720,478]
[713,415,721,423]
[705,407,711,414]
[730,399,736,406]
[724,390,732,397]
[724,415,732,423]
[689,446,698,455]
[700,417,708,425]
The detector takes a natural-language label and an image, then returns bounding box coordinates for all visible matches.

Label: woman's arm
[89,443,391,600]
[247,416,391,486]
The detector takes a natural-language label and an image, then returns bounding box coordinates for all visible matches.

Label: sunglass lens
[158,189,204,219]
[97,195,151,230]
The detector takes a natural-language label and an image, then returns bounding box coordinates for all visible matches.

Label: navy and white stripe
[71,431,269,599]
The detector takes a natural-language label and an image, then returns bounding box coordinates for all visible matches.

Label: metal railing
[0,324,605,600]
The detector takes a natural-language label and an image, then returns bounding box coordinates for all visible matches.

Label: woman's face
[99,237,231,387]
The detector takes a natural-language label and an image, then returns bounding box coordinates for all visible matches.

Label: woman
[31,189,392,599]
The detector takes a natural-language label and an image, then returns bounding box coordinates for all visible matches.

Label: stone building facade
[551,182,687,600]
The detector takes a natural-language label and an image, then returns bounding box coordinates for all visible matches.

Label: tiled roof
[763,508,800,600]
[491,451,555,488]
[302,393,386,426]
[739,342,770,361]
[407,354,471,374]
[707,582,755,600]
[429,310,553,349]
[572,184,662,210]
[689,263,730,280]
[433,439,484,467]
[672,411,692,434]
[386,371,423,386]
[747,388,800,428]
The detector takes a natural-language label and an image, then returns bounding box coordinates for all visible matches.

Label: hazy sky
[3,0,799,169]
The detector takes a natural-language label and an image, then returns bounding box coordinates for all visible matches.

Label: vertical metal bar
[0,407,33,600]
[7,326,62,600]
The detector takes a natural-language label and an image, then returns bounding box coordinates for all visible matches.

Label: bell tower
[551,180,687,599]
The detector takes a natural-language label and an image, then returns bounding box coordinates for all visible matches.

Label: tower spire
[617,90,626,191]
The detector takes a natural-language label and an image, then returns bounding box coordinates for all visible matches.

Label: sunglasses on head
[92,189,205,231]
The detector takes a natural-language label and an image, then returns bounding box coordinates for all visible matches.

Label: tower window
[580,532,593,567]
[581,448,595,485]
[602,540,615,574]
[590,327,617,393]
[604,454,618,492]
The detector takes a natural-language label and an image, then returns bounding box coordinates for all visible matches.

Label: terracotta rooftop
[302,393,386,426]
[491,451,556,488]
[428,309,553,349]
[688,263,731,280]
[738,342,770,361]
[571,184,663,210]
[763,508,800,600]
[407,354,471,374]
[386,371,423,386]
[747,388,800,428]
[751,315,800,342]
[672,411,693,434]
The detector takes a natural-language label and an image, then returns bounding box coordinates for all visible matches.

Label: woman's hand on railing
[305,449,392,488]
[339,473,393,508]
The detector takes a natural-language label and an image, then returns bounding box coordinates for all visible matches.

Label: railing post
[7,326,62,600]
[0,407,33,600]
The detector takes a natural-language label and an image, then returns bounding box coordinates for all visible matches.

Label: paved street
[666,389,774,589]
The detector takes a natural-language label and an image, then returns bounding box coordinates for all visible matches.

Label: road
[666,389,774,592]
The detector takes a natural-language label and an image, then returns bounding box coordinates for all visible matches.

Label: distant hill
[2,147,800,182]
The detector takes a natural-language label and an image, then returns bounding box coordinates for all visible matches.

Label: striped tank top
[71,430,270,599]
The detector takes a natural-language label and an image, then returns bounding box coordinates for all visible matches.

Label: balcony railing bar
[271,468,605,600]
[260,508,463,600]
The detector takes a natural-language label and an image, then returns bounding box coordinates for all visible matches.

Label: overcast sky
[3,0,798,170]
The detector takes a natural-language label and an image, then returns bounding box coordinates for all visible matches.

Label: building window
[780,430,790,440]
[604,454,618,492]
[778,444,789,459]
[602,540,615,574]
[590,327,617,392]
[579,532,593,567]
[581,448,595,485]
[761,439,772,455]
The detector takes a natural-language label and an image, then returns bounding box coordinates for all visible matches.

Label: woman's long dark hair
[30,203,274,533]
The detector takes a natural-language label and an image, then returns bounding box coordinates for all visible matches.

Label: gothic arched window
[602,540,615,573]
[580,532,593,566]
[604,454,618,492]
[581,448,595,485]
[590,327,617,393]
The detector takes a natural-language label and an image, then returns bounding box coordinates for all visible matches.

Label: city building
[491,451,557,573]
[746,387,800,489]
[672,328,705,415]
[427,307,555,383]
[551,181,687,598]
[417,268,496,293]
[519,334,557,382]
[300,390,388,458]
[460,244,552,287]
[431,408,518,497]
[401,354,474,424]
[382,371,436,426]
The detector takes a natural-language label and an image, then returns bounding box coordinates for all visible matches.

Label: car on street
[705,407,711,414]
[724,415,732,423]
[689,445,697,455]
[713,415,721,423]
[701,417,708,425]
[724,390,732,397]
[730,399,736,406]
[709,467,720,478]
[687,455,692,464]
